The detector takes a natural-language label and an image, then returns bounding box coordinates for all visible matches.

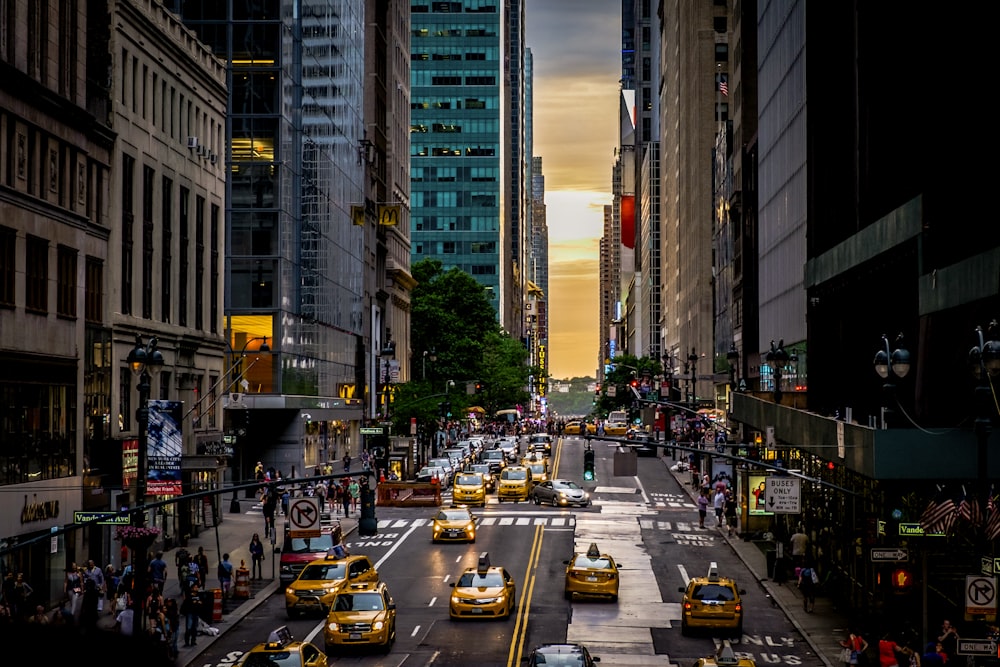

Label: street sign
[965,575,998,617]
[764,476,801,513]
[287,497,321,538]
[73,511,132,525]
[870,548,908,562]
[360,427,384,435]
[957,639,998,656]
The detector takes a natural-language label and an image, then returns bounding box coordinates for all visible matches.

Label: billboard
[147,400,183,496]
[748,473,774,516]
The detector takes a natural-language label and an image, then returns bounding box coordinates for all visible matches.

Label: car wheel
[733,623,743,639]
[533,494,541,505]
[609,594,618,603]
[551,497,559,508]
[564,590,572,601]
[680,621,690,636]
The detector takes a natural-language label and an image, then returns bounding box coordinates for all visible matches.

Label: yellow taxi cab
[678,562,746,637]
[584,421,597,435]
[432,506,478,543]
[323,580,396,654]
[497,466,532,503]
[284,549,378,618]
[564,421,586,435]
[603,421,629,436]
[564,542,619,602]
[524,461,549,485]
[449,552,516,620]
[693,642,756,667]
[520,450,548,467]
[451,471,487,507]
[236,626,328,667]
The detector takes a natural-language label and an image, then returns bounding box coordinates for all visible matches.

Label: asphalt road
[189,434,824,667]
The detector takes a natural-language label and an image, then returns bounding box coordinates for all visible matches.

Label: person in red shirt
[879,635,900,667]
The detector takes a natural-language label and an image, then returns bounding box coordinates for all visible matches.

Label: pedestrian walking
[249,533,265,580]
[64,563,83,622]
[790,526,809,567]
[261,486,278,539]
[724,490,739,537]
[343,453,352,473]
[349,478,360,513]
[194,546,210,589]
[180,584,204,647]
[174,546,190,585]
[114,600,135,637]
[696,489,709,529]
[84,559,106,612]
[713,488,726,527]
[217,553,234,600]
[936,619,959,662]
[341,480,352,517]
[163,597,181,658]
[797,562,818,613]
[840,630,869,667]
[316,481,327,512]
[105,563,120,615]
[148,551,168,594]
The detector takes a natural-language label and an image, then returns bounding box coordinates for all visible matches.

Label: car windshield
[528,464,545,473]
[457,571,504,587]
[455,474,481,485]
[484,451,503,459]
[429,459,451,468]
[502,470,527,481]
[286,533,334,554]
[692,583,736,601]
[298,562,347,581]
[572,555,612,570]
[553,481,581,491]
[334,592,384,612]
[242,652,301,667]
[534,652,586,666]
[437,509,472,521]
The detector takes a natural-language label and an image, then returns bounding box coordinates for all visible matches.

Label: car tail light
[683,602,692,611]
[735,603,742,612]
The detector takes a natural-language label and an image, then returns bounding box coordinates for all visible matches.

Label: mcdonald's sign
[351,205,365,226]
[378,204,400,226]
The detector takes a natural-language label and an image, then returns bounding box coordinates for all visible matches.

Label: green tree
[388,259,532,434]
[595,354,659,419]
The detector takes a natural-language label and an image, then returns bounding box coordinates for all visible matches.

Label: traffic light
[474,381,484,394]
[438,401,452,418]
[583,447,595,481]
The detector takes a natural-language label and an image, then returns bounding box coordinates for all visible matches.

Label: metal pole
[134,368,150,633]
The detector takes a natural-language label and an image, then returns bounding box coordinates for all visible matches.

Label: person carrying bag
[840,631,870,667]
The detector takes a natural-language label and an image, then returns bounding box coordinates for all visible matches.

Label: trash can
[765,549,777,579]
[198,590,215,623]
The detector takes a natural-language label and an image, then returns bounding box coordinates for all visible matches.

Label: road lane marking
[508,524,544,667]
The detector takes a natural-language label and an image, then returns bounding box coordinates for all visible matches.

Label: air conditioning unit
[209,152,217,165]
[187,136,198,149]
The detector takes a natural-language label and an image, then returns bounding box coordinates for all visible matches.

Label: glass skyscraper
[410,1,507,321]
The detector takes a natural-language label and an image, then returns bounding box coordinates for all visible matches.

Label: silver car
[530,479,591,507]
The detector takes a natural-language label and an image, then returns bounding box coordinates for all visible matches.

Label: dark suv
[480,448,507,474]
[278,523,345,586]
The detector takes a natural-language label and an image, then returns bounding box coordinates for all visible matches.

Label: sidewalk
[665,458,848,667]
[98,499,358,667]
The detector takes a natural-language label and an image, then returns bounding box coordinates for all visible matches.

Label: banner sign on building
[147,400,184,496]
[748,474,774,516]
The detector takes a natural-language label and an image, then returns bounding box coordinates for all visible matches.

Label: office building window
[121,154,135,315]
[57,244,77,318]
[119,366,132,431]
[210,204,219,333]
[0,225,13,307]
[25,235,47,313]
[179,186,189,327]
[195,195,204,331]
[161,176,172,322]
[85,257,102,323]
[142,165,154,319]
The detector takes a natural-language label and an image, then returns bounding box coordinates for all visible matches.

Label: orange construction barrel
[211,588,223,621]
[233,560,251,599]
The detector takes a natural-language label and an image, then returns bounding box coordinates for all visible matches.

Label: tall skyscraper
[410,0,525,335]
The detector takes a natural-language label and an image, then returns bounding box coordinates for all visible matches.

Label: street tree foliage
[389,259,533,435]
[594,354,662,419]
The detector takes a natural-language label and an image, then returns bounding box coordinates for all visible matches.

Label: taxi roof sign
[477,552,491,573]
[707,562,719,581]
[266,625,294,647]
[716,644,739,665]
[586,543,601,558]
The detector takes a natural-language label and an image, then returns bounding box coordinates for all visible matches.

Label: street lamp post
[687,348,698,408]
[126,334,164,633]
[765,339,791,403]
[727,343,740,391]
[969,321,1000,511]
[872,333,910,429]
[229,336,270,513]
[422,348,436,381]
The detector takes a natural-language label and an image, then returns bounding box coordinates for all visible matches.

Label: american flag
[987,494,1000,542]
[719,77,729,97]
[958,494,971,523]
[920,490,957,534]
[968,496,983,528]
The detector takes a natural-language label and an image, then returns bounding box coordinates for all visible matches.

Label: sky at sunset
[527,0,620,381]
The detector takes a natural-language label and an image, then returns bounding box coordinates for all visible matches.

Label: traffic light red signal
[630,379,639,388]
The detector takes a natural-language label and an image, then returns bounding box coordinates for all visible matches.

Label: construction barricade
[233,560,251,599]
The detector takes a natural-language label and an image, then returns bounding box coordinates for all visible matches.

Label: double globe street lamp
[969,321,1000,505]
[126,334,164,632]
[228,336,270,513]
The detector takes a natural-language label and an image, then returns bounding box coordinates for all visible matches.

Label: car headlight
[327,621,340,632]
[583,492,590,499]
[479,597,500,604]
[285,587,295,596]
[466,523,475,531]
[372,620,385,631]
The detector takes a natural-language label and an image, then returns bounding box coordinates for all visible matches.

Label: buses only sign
[764,477,801,514]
